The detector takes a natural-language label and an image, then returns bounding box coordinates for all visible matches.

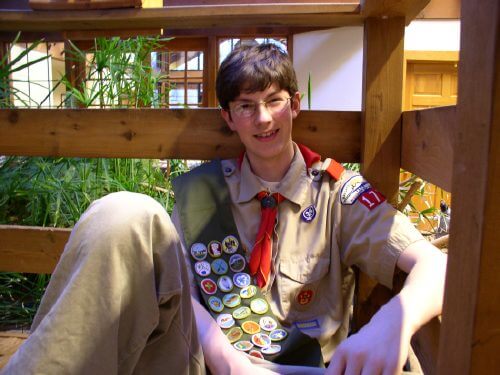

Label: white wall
[293,20,461,110]
[293,27,363,111]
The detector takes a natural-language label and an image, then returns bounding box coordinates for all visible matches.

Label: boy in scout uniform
[3,44,447,375]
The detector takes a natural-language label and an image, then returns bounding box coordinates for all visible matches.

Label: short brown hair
[216,43,298,110]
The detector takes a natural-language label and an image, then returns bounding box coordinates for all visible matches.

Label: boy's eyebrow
[234,89,283,102]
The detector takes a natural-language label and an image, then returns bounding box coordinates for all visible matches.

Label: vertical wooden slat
[354,16,405,334]
[437,0,500,374]
[361,16,405,203]
[206,35,218,107]
[63,40,86,108]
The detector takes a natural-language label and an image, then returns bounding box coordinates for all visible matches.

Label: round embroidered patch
[190,243,207,261]
[216,313,235,329]
[261,344,281,355]
[252,333,271,348]
[222,293,241,308]
[207,240,223,258]
[233,340,253,352]
[296,289,314,305]
[249,350,264,359]
[200,278,217,295]
[226,327,243,343]
[301,205,316,223]
[241,320,261,335]
[211,258,229,275]
[229,254,246,272]
[232,306,251,320]
[250,298,269,315]
[194,261,211,277]
[240,285,257,299]
[217,275,233,292]
[259,316,278,332]
[233,272,251,288]
[269,329,288,342]
[222,235,239,254]
[208,296,224,313]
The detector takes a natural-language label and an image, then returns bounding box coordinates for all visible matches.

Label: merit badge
[222,235,239,254]
[296,289,314,306]
[207,240,223,258]
[261,344,281,355]
[249,350,264,359]
[211,258,229,275]
[208,296,224,313]
[301,205,316,223]
[240,285,257,299]
[217,275,233,292]
[259,316,278,332]
[226,327,243,343]
[252,333,271,348]
[233,340,253,352]
[216,313,235,329]
[250,298,269,315]
[232,306,251,320]
[270,329,288,341]
[241,321,261,335]
[222,293,241,308]
[190,243,207,261]
[233,272,251,288]
[340,175,371,205]
[200,278,217,295]
[229,254,246,272]
[194,261,211,277]
[358,189,385,211]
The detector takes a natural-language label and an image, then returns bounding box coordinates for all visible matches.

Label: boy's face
[221,83,300,167]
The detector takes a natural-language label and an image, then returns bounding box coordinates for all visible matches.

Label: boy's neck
[246,144,295,182]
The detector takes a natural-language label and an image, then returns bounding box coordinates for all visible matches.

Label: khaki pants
[2,192,205,375]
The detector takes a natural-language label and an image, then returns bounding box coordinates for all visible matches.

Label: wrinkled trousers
[2,192,205,375]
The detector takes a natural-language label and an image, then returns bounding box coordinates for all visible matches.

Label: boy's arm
[191,297,279,375]
[328,240,447,375]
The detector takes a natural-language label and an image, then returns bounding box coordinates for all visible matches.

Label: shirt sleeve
[335,172,425,289]
[171,205,201,301]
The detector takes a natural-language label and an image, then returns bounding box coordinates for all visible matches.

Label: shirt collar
[236,143,311,208]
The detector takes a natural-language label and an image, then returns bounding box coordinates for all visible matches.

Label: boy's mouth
[255,129,279,139]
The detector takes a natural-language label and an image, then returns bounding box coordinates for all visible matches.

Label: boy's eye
[239,103,254,110]
[267,98,283,106]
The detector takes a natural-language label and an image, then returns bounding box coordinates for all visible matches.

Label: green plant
[0,35,190,329]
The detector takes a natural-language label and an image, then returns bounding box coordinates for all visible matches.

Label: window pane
[169,51,185,71]
[187,83,202,105]
[169,82,185,107]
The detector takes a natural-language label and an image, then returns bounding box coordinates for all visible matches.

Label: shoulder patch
[340,174,372,205]
[358,189,386,210]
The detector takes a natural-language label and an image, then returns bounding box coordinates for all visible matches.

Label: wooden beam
[354,14,408,366]
[0,109,361,161]
[361,16,405,203]
[437,0,500,373]
[361,0,430,25]
[0,4,363,32]
[401,106,455,192]
[0,225,70,274]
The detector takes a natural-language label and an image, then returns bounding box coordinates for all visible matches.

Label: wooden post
[354,16,405,332]
[437,0,500,374]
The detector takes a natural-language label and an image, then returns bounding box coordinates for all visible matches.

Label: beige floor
[0,331,28,369]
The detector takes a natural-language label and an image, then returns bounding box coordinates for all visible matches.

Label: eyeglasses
[230,97,292,118]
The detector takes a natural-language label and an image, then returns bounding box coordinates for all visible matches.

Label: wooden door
[402,56,458,233]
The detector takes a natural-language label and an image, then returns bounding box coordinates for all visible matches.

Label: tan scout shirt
[173,143,424,361]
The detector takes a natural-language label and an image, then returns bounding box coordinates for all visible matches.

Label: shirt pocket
[278,255,330,316]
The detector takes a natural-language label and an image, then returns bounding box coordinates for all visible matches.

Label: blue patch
[301,205,316,223]
[294,319,320,331]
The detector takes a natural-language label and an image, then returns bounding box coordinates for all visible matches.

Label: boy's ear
[220,108,235,131]
[291,91,301,119]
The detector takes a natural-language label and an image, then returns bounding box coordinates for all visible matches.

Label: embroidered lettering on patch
[340,175,372,205]
[358,189,385,210]
[294,319,320,331]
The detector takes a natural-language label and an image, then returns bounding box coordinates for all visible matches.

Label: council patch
[340,175,372,205]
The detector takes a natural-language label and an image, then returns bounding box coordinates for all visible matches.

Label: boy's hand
[326,299,410,375]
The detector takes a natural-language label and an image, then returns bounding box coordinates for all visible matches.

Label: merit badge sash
[173,160,323,366]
